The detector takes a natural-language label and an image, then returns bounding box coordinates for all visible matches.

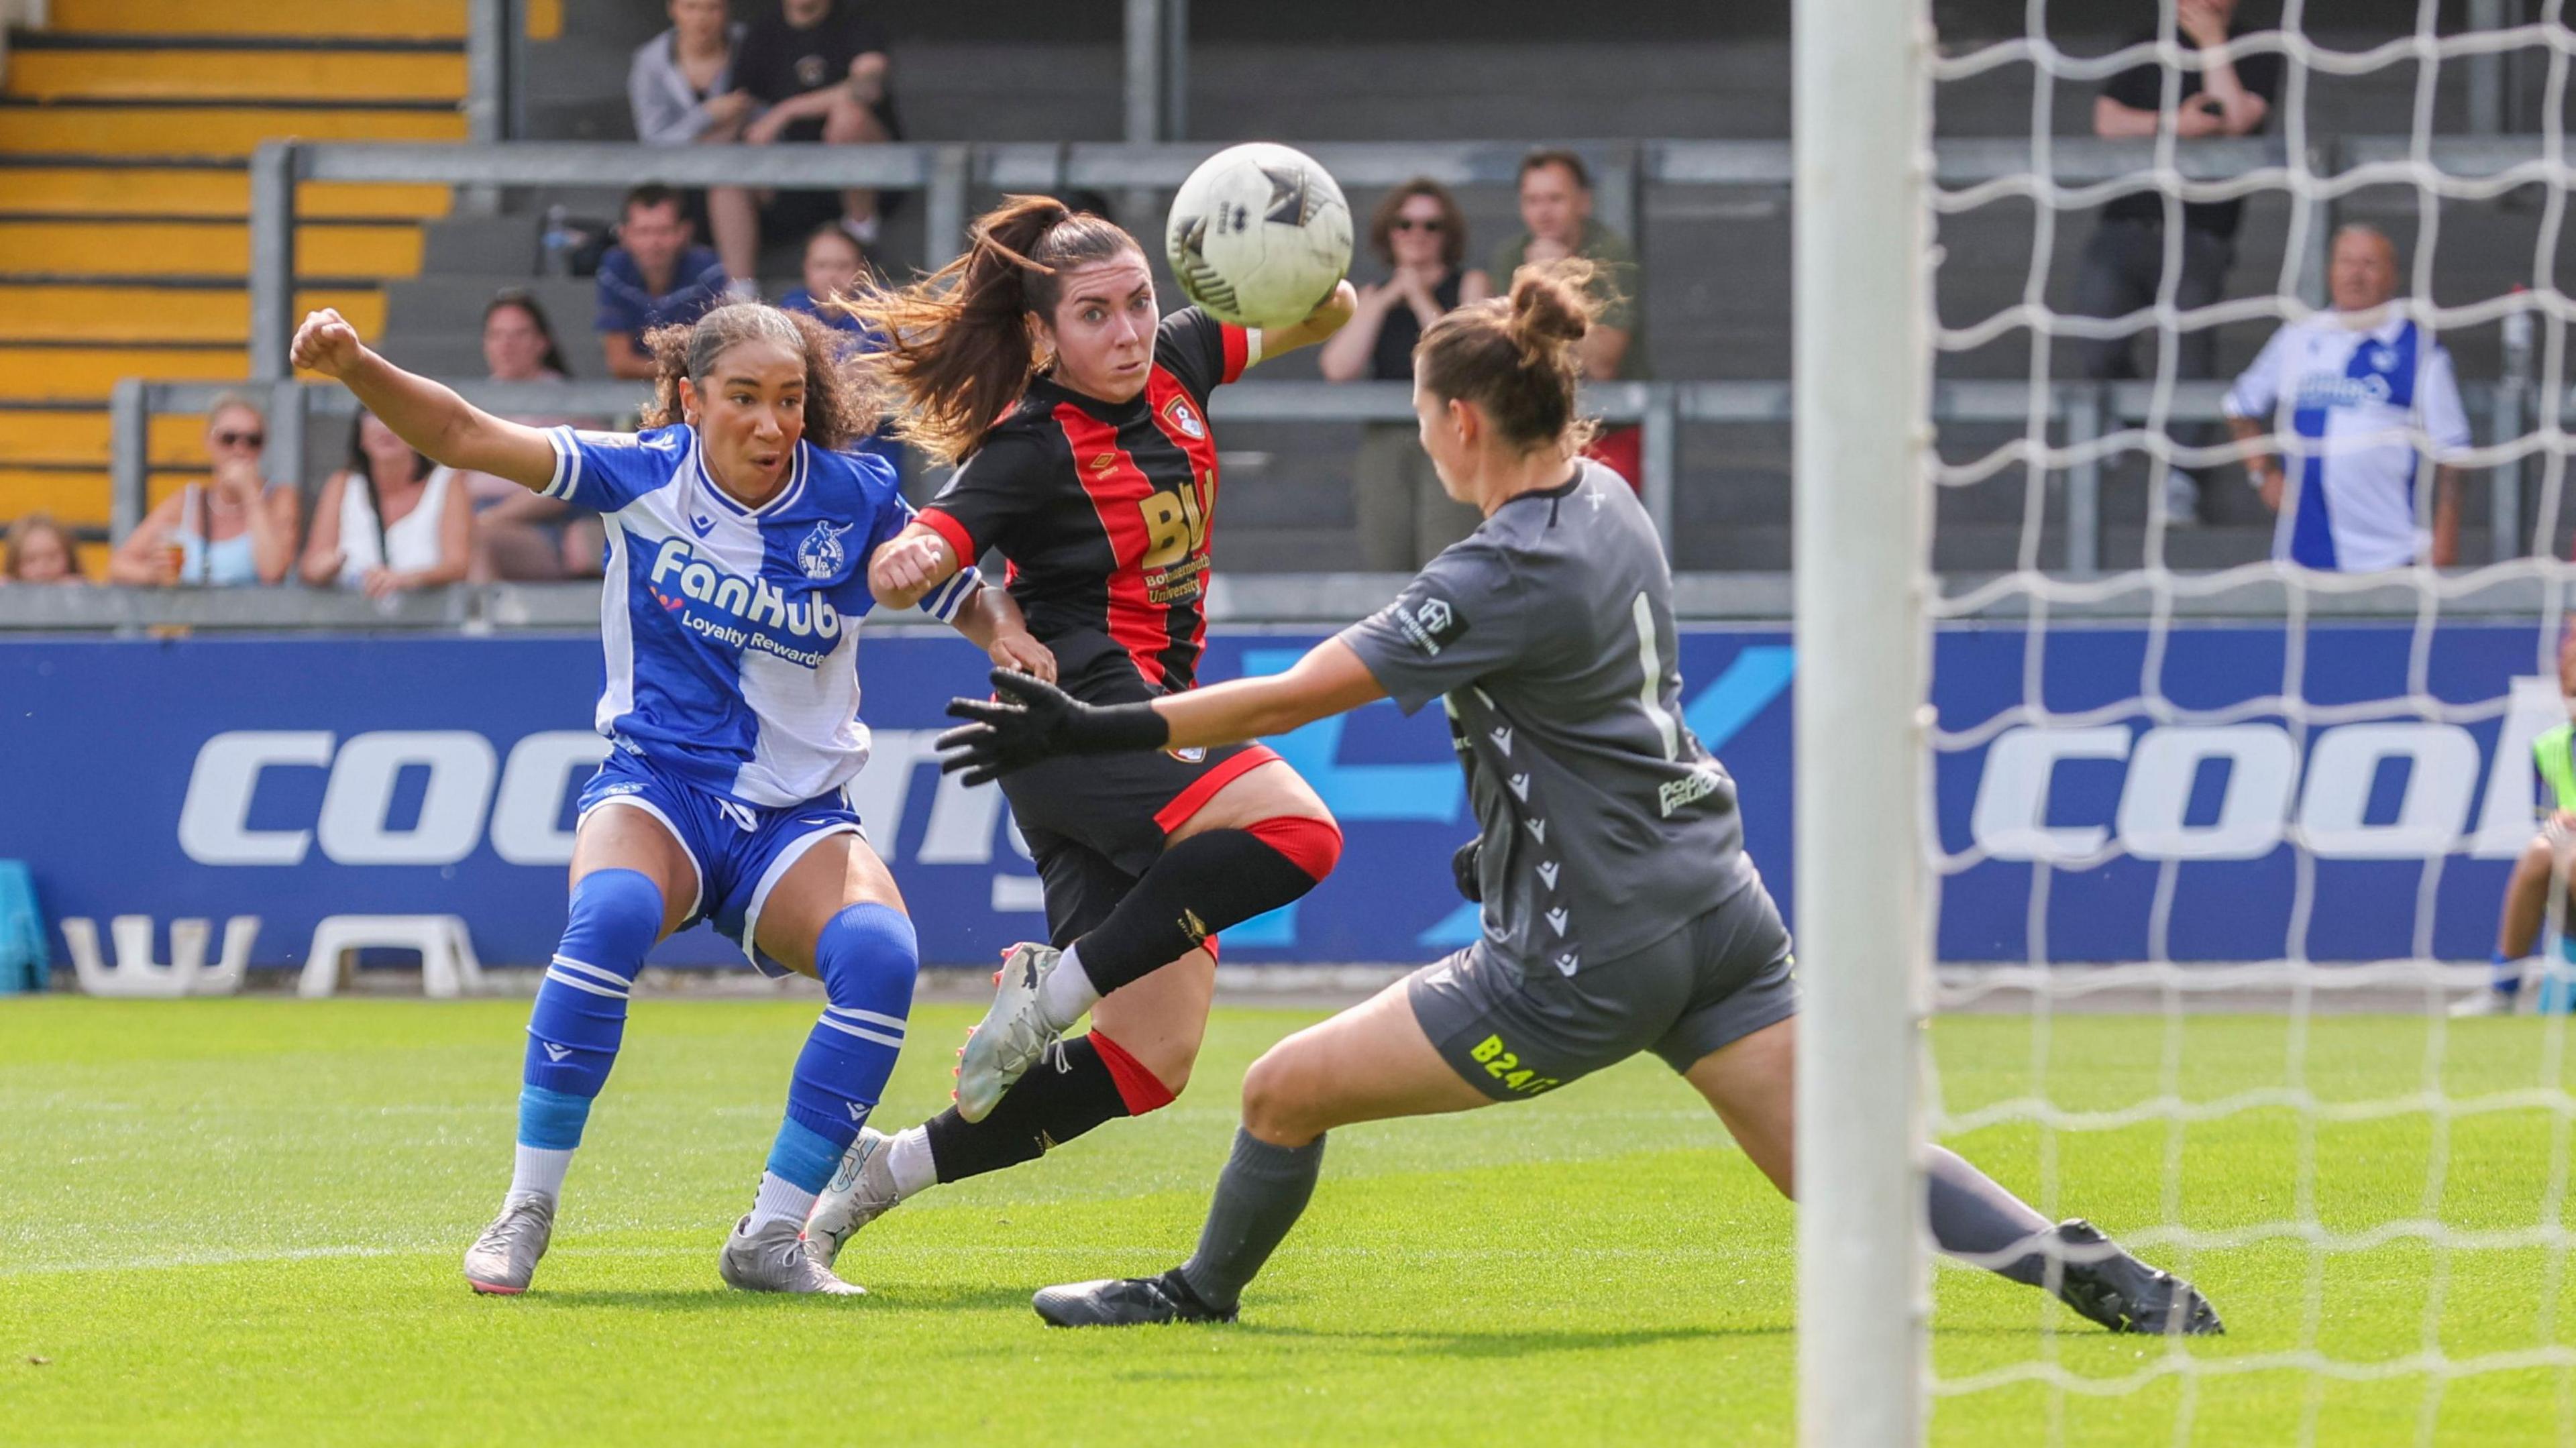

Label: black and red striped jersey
[917,308,1255,704]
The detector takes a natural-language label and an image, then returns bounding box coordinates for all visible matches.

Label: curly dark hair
[637,302,884,453]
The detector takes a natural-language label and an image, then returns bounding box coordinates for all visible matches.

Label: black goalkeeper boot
[1032,1268,1237,1327]
[2048,1219,2224,1336]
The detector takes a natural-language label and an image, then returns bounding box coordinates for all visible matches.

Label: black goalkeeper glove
[1451,838,1482,903]
[938,668,1171,786]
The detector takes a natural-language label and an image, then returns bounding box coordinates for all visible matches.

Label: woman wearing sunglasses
[1320,177,1491,571]
[107,392,299,587]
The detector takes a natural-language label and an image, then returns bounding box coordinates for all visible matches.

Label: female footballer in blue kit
[290,300,1055,1296]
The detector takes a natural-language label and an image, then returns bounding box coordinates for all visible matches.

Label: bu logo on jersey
[1162,395,1205,440]
[796,520,852,581]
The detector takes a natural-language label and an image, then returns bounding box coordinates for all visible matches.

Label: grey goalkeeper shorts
[1405,881,1799,1101]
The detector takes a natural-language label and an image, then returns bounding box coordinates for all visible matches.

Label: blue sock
[509,868,663,1199]
[761,902,919,1200]
[2496,948,2525,996]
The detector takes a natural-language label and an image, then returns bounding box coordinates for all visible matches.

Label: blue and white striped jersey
[543,424,976,808]
[2222,312,2472,572]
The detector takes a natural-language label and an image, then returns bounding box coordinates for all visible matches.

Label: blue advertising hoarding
[0,619,2551,970]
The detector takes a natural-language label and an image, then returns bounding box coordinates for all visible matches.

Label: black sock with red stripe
[1071,820,1342,997]
[921,1032,1173,1184]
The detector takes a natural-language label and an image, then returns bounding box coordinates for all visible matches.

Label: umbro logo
[543,1043,572,1063]
[1090,453,1117,472]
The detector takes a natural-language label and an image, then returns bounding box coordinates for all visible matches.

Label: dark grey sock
[1925,1146,2057,1287]
[1177,1128,1326,1311]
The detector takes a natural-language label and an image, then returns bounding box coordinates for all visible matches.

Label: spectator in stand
[708,0,901,285]
[106,392,297,587]
[2079,0,2284,525]
[464,291,604,581]
[777,223,902,475]
[629,0,750,147]
[1488,150,1644,485]
[596,184,730,381]
[2223,224,2469,571]
[1322,178,1493,569]
[4,514,81,586]
[301,412,472,601]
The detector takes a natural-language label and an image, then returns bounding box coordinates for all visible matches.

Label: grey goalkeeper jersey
[1339,461,1752,980]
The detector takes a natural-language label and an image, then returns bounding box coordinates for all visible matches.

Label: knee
[1248,812,1344,887]
[816,901,918,1017]
[2520,835,2559,882]
[1238,1046,1320,1143]
[566,867,665,968]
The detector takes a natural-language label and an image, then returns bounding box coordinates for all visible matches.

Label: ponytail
[838,194,1140,464]
[1415,258,1607,454]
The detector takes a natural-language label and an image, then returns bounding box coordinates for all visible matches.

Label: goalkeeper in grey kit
[939,260,2222,1335]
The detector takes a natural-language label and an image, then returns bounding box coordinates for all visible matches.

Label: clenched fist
[290,308,368,380]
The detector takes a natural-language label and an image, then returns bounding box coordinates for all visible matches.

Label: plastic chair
[299,915,484,999]
[61,915,259,997]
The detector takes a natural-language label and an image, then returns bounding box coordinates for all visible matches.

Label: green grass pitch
[7,997,2576,1445]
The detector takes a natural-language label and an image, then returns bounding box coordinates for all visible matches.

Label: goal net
[1804,3,2576,1443]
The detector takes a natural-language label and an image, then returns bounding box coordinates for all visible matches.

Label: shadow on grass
[536,1282,1040,1314]
[1219,1321,1788,1357]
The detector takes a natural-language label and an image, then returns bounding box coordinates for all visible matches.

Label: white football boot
[804,1127,903,1271]
[954,943,1068,1122]
[462,1190,555,1295]
[718,1213,865,1295]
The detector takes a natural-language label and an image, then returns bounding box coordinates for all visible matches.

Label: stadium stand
[7,1,2571,578]
[0,0,482,577]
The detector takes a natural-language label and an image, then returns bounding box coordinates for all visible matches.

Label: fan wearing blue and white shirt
[290,301,1056,1298]
[2224,224,2471,571]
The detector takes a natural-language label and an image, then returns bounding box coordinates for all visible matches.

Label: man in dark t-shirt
[2074,0,2283,524]
[706,0,901,286]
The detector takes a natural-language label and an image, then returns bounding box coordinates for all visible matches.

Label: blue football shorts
[576,749,867,977]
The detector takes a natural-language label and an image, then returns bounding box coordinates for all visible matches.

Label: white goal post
[1793,1,1935,1445]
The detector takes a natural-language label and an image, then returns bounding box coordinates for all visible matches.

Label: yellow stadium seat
[0,222,423,280]
[44,0,467,40]
[0,288,384,345]
[0,106,466,161]
[9,50,468,103]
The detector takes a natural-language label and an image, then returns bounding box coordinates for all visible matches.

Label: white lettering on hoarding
[1970,686,2550,865]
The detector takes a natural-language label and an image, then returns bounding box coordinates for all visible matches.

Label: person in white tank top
[300,411,473,599]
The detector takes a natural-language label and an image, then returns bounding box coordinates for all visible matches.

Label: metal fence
[112,372,2555,577]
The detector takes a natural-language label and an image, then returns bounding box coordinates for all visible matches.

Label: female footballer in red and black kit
[803,197,1357,1264]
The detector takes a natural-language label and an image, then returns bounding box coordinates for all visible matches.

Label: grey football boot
[462,1191,555,1295]
[718,1213,865,1296]
[954,943,1070,1122]
[1033,1269,1236,1328]
[804,1127,903,1271]
[2049,1220,2224,1335]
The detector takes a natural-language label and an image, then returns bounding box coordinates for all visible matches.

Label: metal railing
[111,374,2554,577]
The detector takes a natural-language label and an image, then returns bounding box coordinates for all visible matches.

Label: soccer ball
[1165,143,1352,330]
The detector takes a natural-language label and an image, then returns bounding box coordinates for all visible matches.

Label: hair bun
[1507,260,1598,351]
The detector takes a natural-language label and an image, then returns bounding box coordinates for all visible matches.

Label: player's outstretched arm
[866,522,961,611]
[938,640,1383,784]
[290,308,559,492]
[1253,280,1358,361]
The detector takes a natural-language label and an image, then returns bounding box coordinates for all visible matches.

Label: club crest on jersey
[1162,396,1205,440]
[796,520,853,581]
